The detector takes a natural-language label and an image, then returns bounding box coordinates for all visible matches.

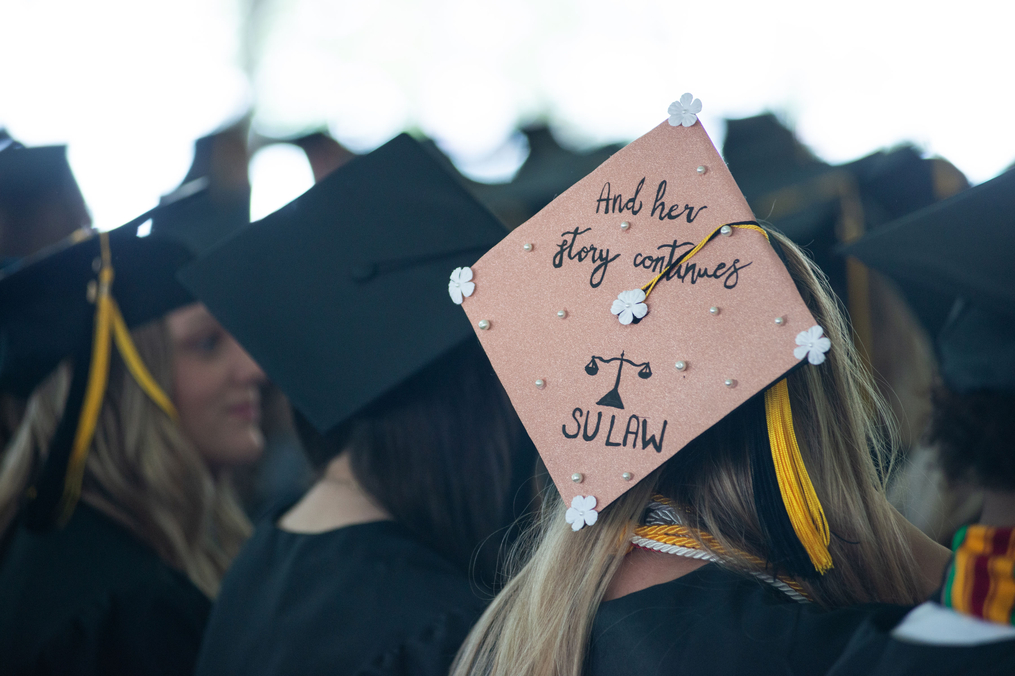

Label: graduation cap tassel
[52,233,179,527]
[55,234,116,525]
[640,222,769,301]
[763,379,832,575]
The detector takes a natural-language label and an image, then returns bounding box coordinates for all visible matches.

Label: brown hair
[451,231,926,676]
[930,387,1015,491]
[0,318,251,597]
[293,338,536,585]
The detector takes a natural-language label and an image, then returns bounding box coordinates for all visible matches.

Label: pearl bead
[522,243,533,252]
[709,306,720,316]
[675,361,686,371]
[775,316,785,325]
[620,221,630,230]
[92,257,102,273]
[696,165,707,175]
[535,379,546,389]
[557,310,567,319]
[86,280,97,303]
[477,319,490,330]
[571,472,583,483]
[622,472,633,481]
[720,225,732,236]
[724,378,735,388]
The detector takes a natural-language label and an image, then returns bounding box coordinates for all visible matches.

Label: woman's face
[167,303,266,471]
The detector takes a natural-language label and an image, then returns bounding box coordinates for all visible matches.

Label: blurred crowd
[0,107,1012,676]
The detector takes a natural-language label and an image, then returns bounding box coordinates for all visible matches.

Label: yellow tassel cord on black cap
[764,379,832,574]
[55,232,180,526]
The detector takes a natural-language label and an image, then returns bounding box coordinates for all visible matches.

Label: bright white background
[1,0,1012,230]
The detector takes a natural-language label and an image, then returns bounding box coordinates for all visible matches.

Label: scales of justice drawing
[585,351,652,410]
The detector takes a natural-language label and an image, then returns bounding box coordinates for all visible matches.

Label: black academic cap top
[840,168,1015,393]
[0,140,77,196]
[840,168,1015,337]
[0,208,195,398]
[178,133,508,435]
[150,179,250,256]
[937,301,1015,394]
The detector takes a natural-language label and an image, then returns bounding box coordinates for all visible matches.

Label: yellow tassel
[56,234,115,526]
[642,222,769,299]
[54,232,180,525]
[764,379,833,574]
[110,301,179,423]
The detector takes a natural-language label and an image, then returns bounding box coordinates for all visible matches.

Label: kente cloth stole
[942,524,1015,625]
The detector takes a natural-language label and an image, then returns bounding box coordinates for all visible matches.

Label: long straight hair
[451,231,925,676]
[293,338,536,586]
[0,318,252,597]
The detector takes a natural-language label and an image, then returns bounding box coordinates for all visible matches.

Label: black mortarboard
[0,139,77,197]
[150,179,250,256]
[725,115,967,346]
[150,129,252,255]
[0,196,204,528]
[178,133,508,435]
[840,168,1015,334]
[840,168,1015,392]
[0,222,193,396]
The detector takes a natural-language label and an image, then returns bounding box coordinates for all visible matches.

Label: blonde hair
[0,318,251,597]
[452,231,925,676]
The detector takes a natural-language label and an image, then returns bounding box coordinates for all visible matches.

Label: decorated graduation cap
[841,168,1015,394]
[177,133,507,436]
[454,94,835,575]
[0,192,218,529]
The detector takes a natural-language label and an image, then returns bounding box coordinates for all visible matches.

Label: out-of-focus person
[186,134,537,676]
[828,168,1015,674]
[0,194,264,675]
[0,133,93,453]
[450,95,948,676]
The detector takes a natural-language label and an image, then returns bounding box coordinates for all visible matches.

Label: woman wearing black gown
[0,195,263,675]
[450,94,949,676]
[186,134,535,676]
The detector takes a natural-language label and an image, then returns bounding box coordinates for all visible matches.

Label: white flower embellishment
[667,93,702,128]
[448,267,475,305]
[611,289,648,325]
[565,495,599,531]
[794,325,832,365]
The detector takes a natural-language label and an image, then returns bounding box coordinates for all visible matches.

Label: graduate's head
[928,303,1015,492]
[291,337,530,579]
[180,134,537,580]
[450,95,928,676]
[0,195,256,597]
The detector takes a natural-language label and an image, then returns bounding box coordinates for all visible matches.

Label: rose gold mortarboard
[454,95,833,573]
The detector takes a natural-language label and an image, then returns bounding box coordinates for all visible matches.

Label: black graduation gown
[0,503,211,676]
[193,516,487,676]
[587,563,900,676]
[826,602,1015,675]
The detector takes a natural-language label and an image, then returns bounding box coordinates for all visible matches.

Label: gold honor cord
[631,223,832,575]
[55,233,180,526]
[633,496,812,600]
[764,379,832,574]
